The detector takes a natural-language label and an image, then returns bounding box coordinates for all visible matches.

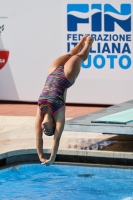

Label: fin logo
[67,4,131,32]
[0,51,9,70]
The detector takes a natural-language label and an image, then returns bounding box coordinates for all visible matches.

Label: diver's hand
[42,159,53,166]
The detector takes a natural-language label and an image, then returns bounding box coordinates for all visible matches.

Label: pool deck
[0,103,133,167]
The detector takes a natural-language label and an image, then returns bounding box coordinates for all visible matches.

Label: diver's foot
[79,35,88,49]
[86,36,94,47]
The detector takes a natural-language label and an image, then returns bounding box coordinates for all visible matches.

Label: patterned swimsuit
[38,66,72,114]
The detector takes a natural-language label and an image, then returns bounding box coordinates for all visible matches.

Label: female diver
[35,35,94,166]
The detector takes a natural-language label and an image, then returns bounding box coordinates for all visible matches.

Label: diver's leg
[68,35,87,56]
[77,36,94,61]
[48,35,87,73]
[64,36,94,83]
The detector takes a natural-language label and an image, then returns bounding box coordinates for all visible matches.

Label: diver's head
[43,121,55,136]
[42,110,55,136]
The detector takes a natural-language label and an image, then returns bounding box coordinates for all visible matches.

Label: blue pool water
[0,164,133,200]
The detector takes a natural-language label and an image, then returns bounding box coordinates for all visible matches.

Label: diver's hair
[43,122,55,136]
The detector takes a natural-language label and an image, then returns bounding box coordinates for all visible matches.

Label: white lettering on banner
[0,59,5,63]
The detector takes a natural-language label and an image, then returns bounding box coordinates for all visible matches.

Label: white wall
[0,0,132,104]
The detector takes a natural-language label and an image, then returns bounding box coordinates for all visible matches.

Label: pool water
[0,164,133,200]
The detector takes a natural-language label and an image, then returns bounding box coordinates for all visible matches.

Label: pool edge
[0,149,133,169]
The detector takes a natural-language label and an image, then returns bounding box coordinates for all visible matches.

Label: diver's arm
[35,108,46,163]
[43,117,65,166]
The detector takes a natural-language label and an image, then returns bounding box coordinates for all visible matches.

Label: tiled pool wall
[0,150,133,169]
